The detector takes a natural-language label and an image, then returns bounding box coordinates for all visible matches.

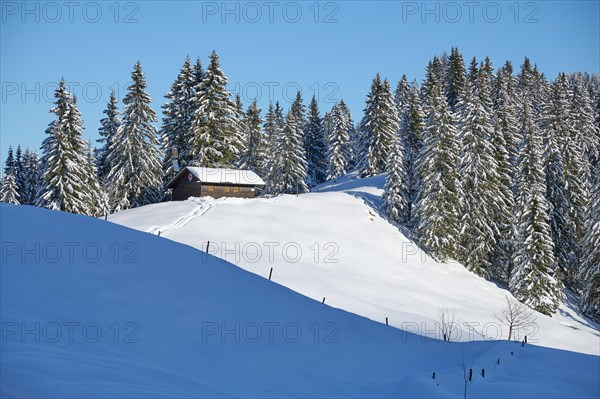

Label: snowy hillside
[1,204,599,398]
[111,173,600,356]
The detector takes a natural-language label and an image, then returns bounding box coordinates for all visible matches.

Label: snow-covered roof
[167,167,265,188]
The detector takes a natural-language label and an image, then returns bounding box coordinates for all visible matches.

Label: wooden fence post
[206,241,210,253]
[322,297,326,304]
[268,267,273,281]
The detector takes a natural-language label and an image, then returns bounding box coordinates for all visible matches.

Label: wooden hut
[166,167,265,200]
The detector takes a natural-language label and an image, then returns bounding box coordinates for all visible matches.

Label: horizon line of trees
[1,48,598,323]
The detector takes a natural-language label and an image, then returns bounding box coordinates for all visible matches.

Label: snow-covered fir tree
[37,81,103,215]
[382,139,406,222]
[360,75,399,177]
[0,170,19,204]
[1,147,20,204]
[105,62,163,212]
[3,146,15,179]
[95,91,121,184]
[456,67,501,277]
[160,56,196,187]
[337,100,357,169]
[191,51,242,167]
[327,102,351,180]
[571,81,599,183]
[262,102,286,192]
[304,96,327,186]
[543,73,581,289]
[394,75,410,119]
[445,47,467,110]
[579,165,600,322]
[510,58,562,315]
[13,145,25,200]
[398,83,424,223]
[413,58,461,261]
[238,100,264,172]
[272,110,308,195]
[489,65,518,282]
[84,141,108,216]
[20,148,40,205]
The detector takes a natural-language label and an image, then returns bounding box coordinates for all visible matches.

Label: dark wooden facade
[168,169,262,201]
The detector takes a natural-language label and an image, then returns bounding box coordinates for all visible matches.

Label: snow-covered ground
[111,173,599,357]
[1,203,599,398]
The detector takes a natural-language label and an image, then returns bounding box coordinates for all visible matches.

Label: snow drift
[1,201,598,397]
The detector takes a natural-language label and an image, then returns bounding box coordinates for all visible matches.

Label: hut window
[224,186,230,193]
[233,186,239,193]
[207,185,215,192]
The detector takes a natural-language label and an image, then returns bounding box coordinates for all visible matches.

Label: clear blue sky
[1,0,598,159]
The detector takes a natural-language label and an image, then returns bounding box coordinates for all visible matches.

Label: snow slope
[111,172,600,356]
[1,204,599,398]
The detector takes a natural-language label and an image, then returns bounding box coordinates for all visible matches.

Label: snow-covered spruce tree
[37,81,103,215]
[413,58,461,261]
[327,102,351,180]
[571,81,599,182]
[445,47,467,111]
[304,96,327,186]
[488,66,518,283]
[95,91,121,184]
[543,73,580,289]
[191,51,242,167]
[13,145,25,200]
[20,148,40,205]
[262,102,285,192]
[84,141,108,216]
[394,75,410,118]
[510,59,562,315]
[238,100,264,172]
[493,62,520,189]
[360,75,399,177]
[105,62,163,212]
[3,146,15,179]
[160,56,196,187]
[398,83,425,224]
[456,67,501,277]
[273,110,308,195]
[1,147,20,204]
[579,166,600,322]
[382,139,406,222]
[337,100,357,169]
[0,170,20,204]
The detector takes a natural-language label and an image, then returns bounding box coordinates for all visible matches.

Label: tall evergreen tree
[20,148,40,205]
[327,102,351,180]
[360,75,399,177]
[272,110,308,194]
[160,56,196,186]
[95,91,121,184]
[105,62,163,212]
[543,73,581,289]
[0,170,19,204]
[398,83,425,223]
[579,166,600,322]
[304,96,327,186]
[191,51,242,167]
[13,145,25,199]
[511,59,562,315]
[382,139,406,222]
[1,147,19,204]
[445,47,467,110]
[3,146,14,177]
[413,58,461,261]
[37,80,102,215]
[456,67,500,277]
[239,100,265,172]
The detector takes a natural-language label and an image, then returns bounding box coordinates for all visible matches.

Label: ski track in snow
[147,198,214,235]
